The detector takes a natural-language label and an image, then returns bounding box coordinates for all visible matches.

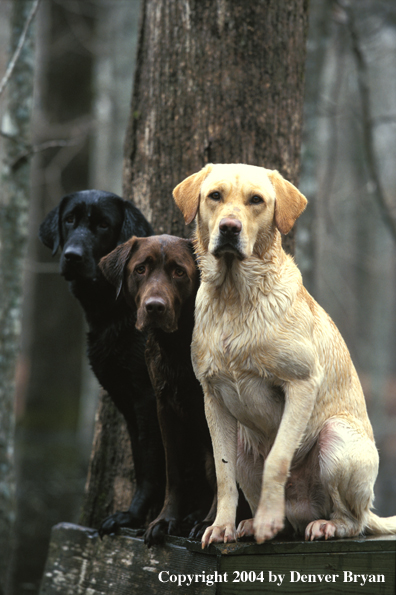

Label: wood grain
[39,524,396,595]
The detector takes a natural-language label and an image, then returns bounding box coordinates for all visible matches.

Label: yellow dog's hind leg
[305,417,379,541]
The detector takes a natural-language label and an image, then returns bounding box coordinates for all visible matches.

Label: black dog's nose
[219,218,242,236]
[64,246,83,262]
[145,297,166,315]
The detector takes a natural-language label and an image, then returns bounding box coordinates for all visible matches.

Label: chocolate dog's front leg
[144,389,186,546]
[201,387,239,548]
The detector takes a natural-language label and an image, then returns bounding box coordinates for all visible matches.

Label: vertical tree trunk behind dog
[83,0,309,526]
[0,1,37,590]
[124,0,309,253]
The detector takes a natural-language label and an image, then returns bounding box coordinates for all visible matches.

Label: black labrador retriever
[100,235,217,545]
[39,190,165,533]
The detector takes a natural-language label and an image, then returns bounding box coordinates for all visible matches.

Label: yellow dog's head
[173,163,307,259]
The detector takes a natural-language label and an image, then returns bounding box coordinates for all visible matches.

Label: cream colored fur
[173,163,396,547]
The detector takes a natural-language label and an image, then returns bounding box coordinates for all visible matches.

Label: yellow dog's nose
[219,218,242,236]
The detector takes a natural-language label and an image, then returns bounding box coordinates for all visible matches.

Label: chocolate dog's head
[39,190,153,282]
[100,235,198,333]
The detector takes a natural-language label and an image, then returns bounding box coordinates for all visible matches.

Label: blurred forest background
[0,0,396,594]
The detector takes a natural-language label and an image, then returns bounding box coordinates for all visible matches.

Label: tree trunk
[80,393,133,529]
[124,0,309,250]
[297,0,334,294]
[0,1,37,592]
[83,0,309,527]
[11,1,97,591]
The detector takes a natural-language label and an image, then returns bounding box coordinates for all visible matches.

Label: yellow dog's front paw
[201,523,236,548]
[253,512,284,544]
[305,519,336,541]
[236,518,254,539]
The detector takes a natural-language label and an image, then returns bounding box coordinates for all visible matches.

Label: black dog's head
[39,190,153,282]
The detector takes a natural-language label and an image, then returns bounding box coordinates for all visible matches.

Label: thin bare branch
[0,130,18,143]
[344,2,396,243]
[0,0,41,99]
[8,135,85,171]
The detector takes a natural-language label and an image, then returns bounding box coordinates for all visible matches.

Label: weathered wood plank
[39,523,216,595]
[192,534,396,594]
[187,534,396,556]
[219,552,393,594]
[39,524,396,595]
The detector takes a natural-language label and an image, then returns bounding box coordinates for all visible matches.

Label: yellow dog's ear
[268,170,307,235]
[173,164,213,225]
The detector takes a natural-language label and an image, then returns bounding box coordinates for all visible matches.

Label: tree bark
[83,0,309,527]
[80,393,133,529]
[11,1,98,591]
[0,1,37,592]
[124,0,309,251]
[297,0,334,294]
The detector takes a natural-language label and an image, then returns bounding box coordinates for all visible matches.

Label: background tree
[299,0,396,515]
[0,1,39,593]
[82,0,309,528]
[8,2,141,592]
[3,0,396,592]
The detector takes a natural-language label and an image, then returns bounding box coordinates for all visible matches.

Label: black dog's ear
[119,201,154,244]
[39,205,61,256]
[99,237,137,299]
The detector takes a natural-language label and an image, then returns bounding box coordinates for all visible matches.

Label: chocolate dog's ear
[39,205,61,256]
[100,237,137,299]
[268,170,307,235]
[173,164,213,225]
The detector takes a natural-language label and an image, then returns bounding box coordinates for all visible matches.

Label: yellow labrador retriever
[173,163,396,547]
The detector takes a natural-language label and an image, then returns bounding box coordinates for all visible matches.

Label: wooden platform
[39,523,396,594]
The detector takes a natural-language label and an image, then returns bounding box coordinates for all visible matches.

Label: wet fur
[39,190,165,534]
[173,163,396,546]
[100,235,216,546]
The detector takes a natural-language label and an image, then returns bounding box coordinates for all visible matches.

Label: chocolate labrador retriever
[39,190,165,534]
[100,234,216,545]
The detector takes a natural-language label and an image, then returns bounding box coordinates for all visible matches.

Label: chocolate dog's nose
[219,218,242,236]
[64,246,83,262]
[145,297,166,314]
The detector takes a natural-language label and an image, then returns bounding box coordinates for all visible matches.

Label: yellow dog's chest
[191,285,286,437]
[192,280,289,379]
[208,367,284,438]
[193,303,271,379]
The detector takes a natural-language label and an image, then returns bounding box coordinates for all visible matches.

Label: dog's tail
[365,511,396,535]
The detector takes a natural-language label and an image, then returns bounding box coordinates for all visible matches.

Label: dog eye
[135,265,146,275]
[250,195,264,205]
[208,191,221,201]
[98,221,109,230]
[174,267,185,278]
[65,215,75,224]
